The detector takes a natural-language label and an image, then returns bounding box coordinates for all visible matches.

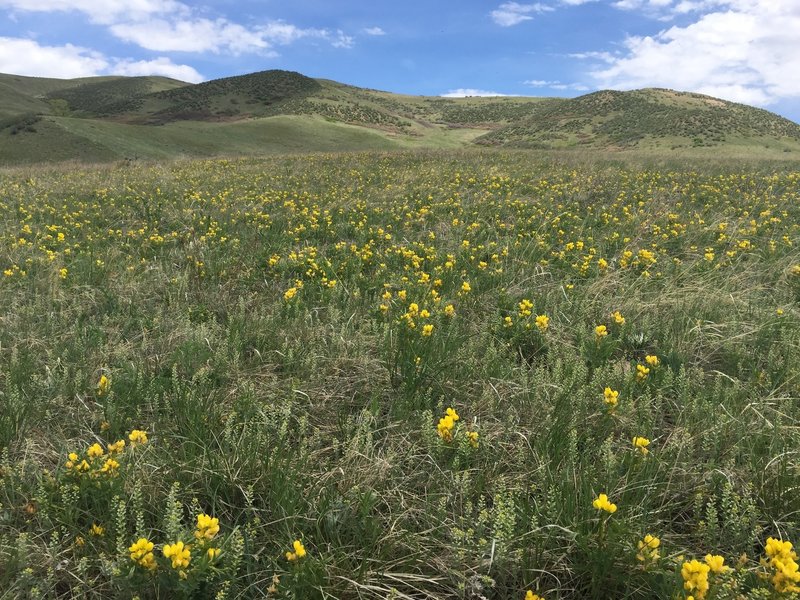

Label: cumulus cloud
[0,36,203,82]
[0,0,354,56]
[590,0,800,105]
[524,79,589,91]
[441,88,516,97]
[491,2,552,26]
[363,26,386,36]
[112,57,203,82]
[0,37,108,78]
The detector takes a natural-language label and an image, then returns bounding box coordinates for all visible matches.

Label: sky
[0,0,798,122]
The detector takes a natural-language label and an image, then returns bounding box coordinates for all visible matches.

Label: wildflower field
[1,150,800,599]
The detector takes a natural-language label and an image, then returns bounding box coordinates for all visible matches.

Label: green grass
[1,150,800,599]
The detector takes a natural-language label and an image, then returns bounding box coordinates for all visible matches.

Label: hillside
[477,88,800,153]
[0,70,799,163]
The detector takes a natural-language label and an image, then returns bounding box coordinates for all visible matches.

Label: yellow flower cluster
[163,540,192,573]
[681,559,710,599]
[195,514,220,541]
[437,407,459,442]
[603,387,619,410]
[592,493,617,514]
[129,538,157,570]
[632,436,650,456]
[286,539,306,561]
[763,537,800,594]
[636,534,660,563]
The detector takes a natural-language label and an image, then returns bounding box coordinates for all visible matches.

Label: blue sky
[0,0,798,122]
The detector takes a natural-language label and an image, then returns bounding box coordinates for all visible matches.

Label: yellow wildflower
[90,523,104,536]
[636,364,650,381]
[595,324,608,339]
[107,439,125,454]
[636,534,660,562]
[163,541,192,570]
[444,304,455,317]
[286,539,306,561]
[645,354,659,367]
[195,514,220,541]
[128,429,148,446]
[681,559,710,599]
[421,324,434,336]
[129,538,157,570]
[465,431,479,448]
[535,314,549,331]
[525,592,544,600]
[632,436,650,456]
[97,374,110,396]
[704,554,729,574]
[603,387,619,409]
[87,443,104,459]
[611,311,625,325]
[284,286,298,301]
[592,493,617,514]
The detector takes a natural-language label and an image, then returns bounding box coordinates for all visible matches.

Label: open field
[2,150,800,599]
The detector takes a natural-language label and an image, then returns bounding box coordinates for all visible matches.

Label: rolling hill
[0,69,798,164]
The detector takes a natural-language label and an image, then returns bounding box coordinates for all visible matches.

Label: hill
[0,69,798,163]
[476,88,800,153]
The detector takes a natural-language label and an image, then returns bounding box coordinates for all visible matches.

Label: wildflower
[592,493,617,514]
[286,539,306,561]
[763,537,800,594]
[704,554,729,574]
[525,592,544,600]
[97,374,110,396]
[461,281,471,293]
[681,559,710,599]
[611,311,625,325]
[195,514,220,541]
[535,314,549,332]
[129,538,157,570]
[503,316,513,328]
[407,303,419,317]
[595,324,608,339]
[636,534,660,562]
[421,324,434,336]
[90,523,104,536]
[398,289,407,300]
[100,458,119,475]
[444,304,455,317]
[518,299,533,317]
[207,547,221,560]
[59,268,68,279]
[632,436,650,456]
[107,440,125,454]
[163,541,192,570]
[465,431,479,448]
[645,354,659,367]
[87,443,104,459]
[636,364,650,382]
[284,286,298,301]
[75,536,85,547]
[446,407,459,422]
[128,430,148,447]
[603,387,619,409]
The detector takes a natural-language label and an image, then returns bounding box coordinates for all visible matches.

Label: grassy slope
[1,153,800,598]
[1,70,800,162]
[478,88,800,154]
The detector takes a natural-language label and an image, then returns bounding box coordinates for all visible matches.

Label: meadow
[1,150,800,599]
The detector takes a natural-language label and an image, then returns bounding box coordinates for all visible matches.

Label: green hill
[477,88,800,153]
[0,69,798,164]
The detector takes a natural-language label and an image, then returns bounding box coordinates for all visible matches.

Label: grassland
[1,70,799,164]
[1,150,800,599]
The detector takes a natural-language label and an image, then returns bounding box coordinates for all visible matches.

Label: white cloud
[0,0,184,25]
[109,18,272,54]
[491,2,553,26]
[524,79,589,90]
[0,36,107,78]
[590,0,800,106]
[0,36,203,82]
[363,26,386,36]
[112,57,203,83]
[441,88,516,97]
[0,0,354,56]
